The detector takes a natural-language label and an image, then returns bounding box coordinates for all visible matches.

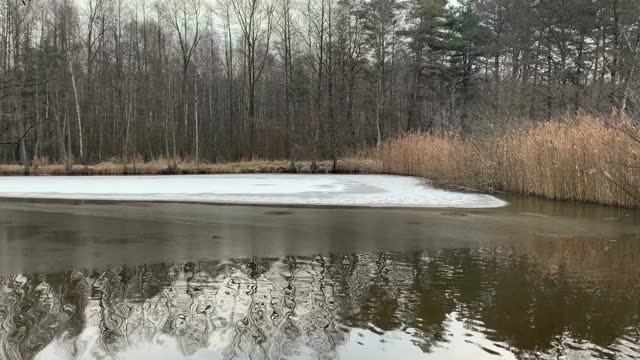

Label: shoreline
[0,157,637,209]
[0,159,379,176]
[0,159,500,201]
[2,114,640,210]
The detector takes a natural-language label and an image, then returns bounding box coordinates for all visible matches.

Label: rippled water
[0,197,639,359]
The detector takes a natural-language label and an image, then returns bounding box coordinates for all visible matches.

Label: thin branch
[0,120,50,145]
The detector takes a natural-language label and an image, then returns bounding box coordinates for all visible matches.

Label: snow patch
[0,174,507,208]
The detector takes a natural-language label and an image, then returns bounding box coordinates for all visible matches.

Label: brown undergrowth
[0,159,376,176]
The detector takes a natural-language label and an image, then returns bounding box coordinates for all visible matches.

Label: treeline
[1,0,639,167]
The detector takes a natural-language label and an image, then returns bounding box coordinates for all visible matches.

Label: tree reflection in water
[0,247,638,360]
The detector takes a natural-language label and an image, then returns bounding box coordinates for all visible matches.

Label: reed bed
[377,115,640,207]
[376,132,491,190]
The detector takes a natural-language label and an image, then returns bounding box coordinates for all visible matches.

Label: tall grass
[377,115,640,207]
[376,132,492,190]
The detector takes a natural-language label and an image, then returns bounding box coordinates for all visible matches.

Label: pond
[0,183,638,359]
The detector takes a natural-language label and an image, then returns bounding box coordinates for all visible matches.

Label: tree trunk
[68,39,83,164]
[194,69,199,169]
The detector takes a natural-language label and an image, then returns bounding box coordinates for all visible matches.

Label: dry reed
[376,115,640,207]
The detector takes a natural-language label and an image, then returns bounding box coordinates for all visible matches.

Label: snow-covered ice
[0,174,507,208]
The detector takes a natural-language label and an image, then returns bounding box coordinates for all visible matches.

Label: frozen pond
[0,174,507,208]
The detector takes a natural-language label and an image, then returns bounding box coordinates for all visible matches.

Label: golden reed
[376,115,640,207]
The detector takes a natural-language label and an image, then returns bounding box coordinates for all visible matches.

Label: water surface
[0,196,638,359]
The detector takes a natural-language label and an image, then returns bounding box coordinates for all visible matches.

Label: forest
[1,0,639,165]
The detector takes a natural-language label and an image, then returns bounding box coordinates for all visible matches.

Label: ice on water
[0,174,507,208]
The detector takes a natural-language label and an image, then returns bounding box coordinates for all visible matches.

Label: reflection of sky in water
[338,314,517,360]
[0,249,633,360]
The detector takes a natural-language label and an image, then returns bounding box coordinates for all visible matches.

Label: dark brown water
[0,196,639,359]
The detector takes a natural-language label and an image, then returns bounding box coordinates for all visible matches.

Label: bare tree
[301,0,326,169]
[230,0,274,159]
[278,0,295,170]
[360,0,400,146]
[160,0,204,165]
